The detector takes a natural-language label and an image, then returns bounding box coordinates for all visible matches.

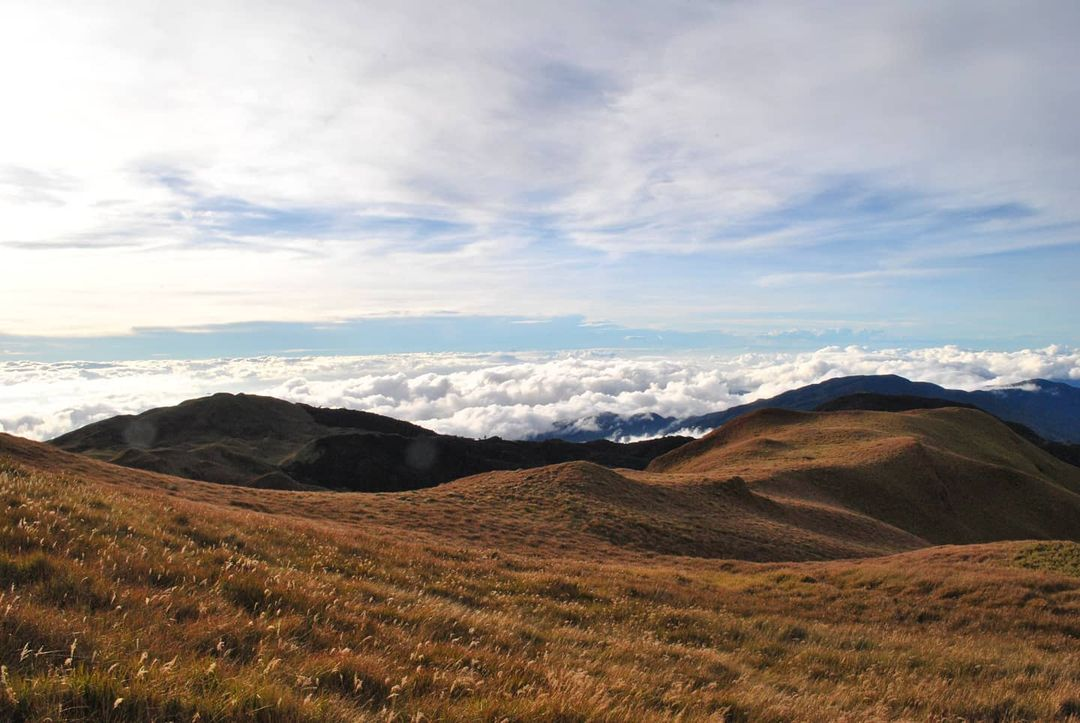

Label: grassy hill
[21,407,1080,563]
[3,403,1080,720]
[51,393,690,492]
[649,407,1080,545]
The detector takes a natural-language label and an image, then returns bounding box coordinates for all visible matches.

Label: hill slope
[815,392,1080,467]
[2,429,1080,720]
[51,393,690,492]
[22,405,1080,563]
[649,407,1080,546]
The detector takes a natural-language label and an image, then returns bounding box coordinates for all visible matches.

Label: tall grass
[0,460,1078,721]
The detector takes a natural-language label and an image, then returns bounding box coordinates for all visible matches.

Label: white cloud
[2,345,1077,442]
[756,267,956,288]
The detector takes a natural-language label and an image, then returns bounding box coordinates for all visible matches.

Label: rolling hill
[2,401,1080,720]
[815,392,1080,467]
[50,393,690,492]
[30,404,1080,562]
[648,406,1080,546]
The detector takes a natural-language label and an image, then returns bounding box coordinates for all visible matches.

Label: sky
[1,0,1078,356]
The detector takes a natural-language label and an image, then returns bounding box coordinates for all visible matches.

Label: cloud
[2,345,1077,442]
[0,1,1078,338]
[756,267,955,288]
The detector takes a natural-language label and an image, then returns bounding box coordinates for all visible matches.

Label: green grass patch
[1013,541,1080,578]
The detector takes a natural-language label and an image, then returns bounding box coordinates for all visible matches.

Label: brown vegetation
[2,405,1079,720]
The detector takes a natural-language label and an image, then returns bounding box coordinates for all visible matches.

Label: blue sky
[1,0,1078,359]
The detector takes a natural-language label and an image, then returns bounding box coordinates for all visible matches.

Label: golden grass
[1,449,1079,721]
[648,407,1080,547]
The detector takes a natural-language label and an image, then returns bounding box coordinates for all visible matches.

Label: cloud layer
[3,346,1077,442]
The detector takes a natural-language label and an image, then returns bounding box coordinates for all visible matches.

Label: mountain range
[47,374,1080,493]
[535,374,1080,443]
[51,392,690,491]
[9,398,1076,561]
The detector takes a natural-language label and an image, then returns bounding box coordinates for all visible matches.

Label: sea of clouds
[2,345,1078,442]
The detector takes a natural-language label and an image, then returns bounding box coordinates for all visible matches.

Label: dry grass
[649,407,1080,546]
[0,433,928,563]
[1,448,1079,721]
[9,406,1080,567]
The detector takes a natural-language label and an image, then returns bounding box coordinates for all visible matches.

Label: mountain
[648,406,1080,546]
[535,411,678,443]
[537,374,1080,443]
[675,376,1080,442]
[812,392,979,413]
[50,393,691,492]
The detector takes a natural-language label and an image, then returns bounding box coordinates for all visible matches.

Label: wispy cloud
[757,267,957,288]
[0,1,1077,340]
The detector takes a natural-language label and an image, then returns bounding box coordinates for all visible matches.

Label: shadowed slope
[391,461,927,560]
[51,393,690,492]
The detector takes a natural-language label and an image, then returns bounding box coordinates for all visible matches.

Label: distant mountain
[536,375,1080,443]
[532,411,677,443]
[51,393,691,492]
[813,392,979,413]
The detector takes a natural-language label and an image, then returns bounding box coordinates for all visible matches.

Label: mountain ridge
[534,374,1080,443]
[50,393,691,492]
[12,402,1080,561]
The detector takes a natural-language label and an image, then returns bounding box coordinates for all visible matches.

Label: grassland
[1,441,1079,721]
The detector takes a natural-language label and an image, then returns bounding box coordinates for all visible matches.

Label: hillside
[21,406,1080,562]
[1,431,919,563]
[51,393,690,492]
[2,430,1080,720]
[649,407,1080,546]
[815,392,1080,467]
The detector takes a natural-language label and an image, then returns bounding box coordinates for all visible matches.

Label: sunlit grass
[1,459,1079,721]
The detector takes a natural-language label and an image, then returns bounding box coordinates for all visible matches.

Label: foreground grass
[1,460,1079,721]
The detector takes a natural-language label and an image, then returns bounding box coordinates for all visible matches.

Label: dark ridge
[282,433,691,492]
[814,393,979,413]
[51,393,693,492]
[296,404,436,437]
